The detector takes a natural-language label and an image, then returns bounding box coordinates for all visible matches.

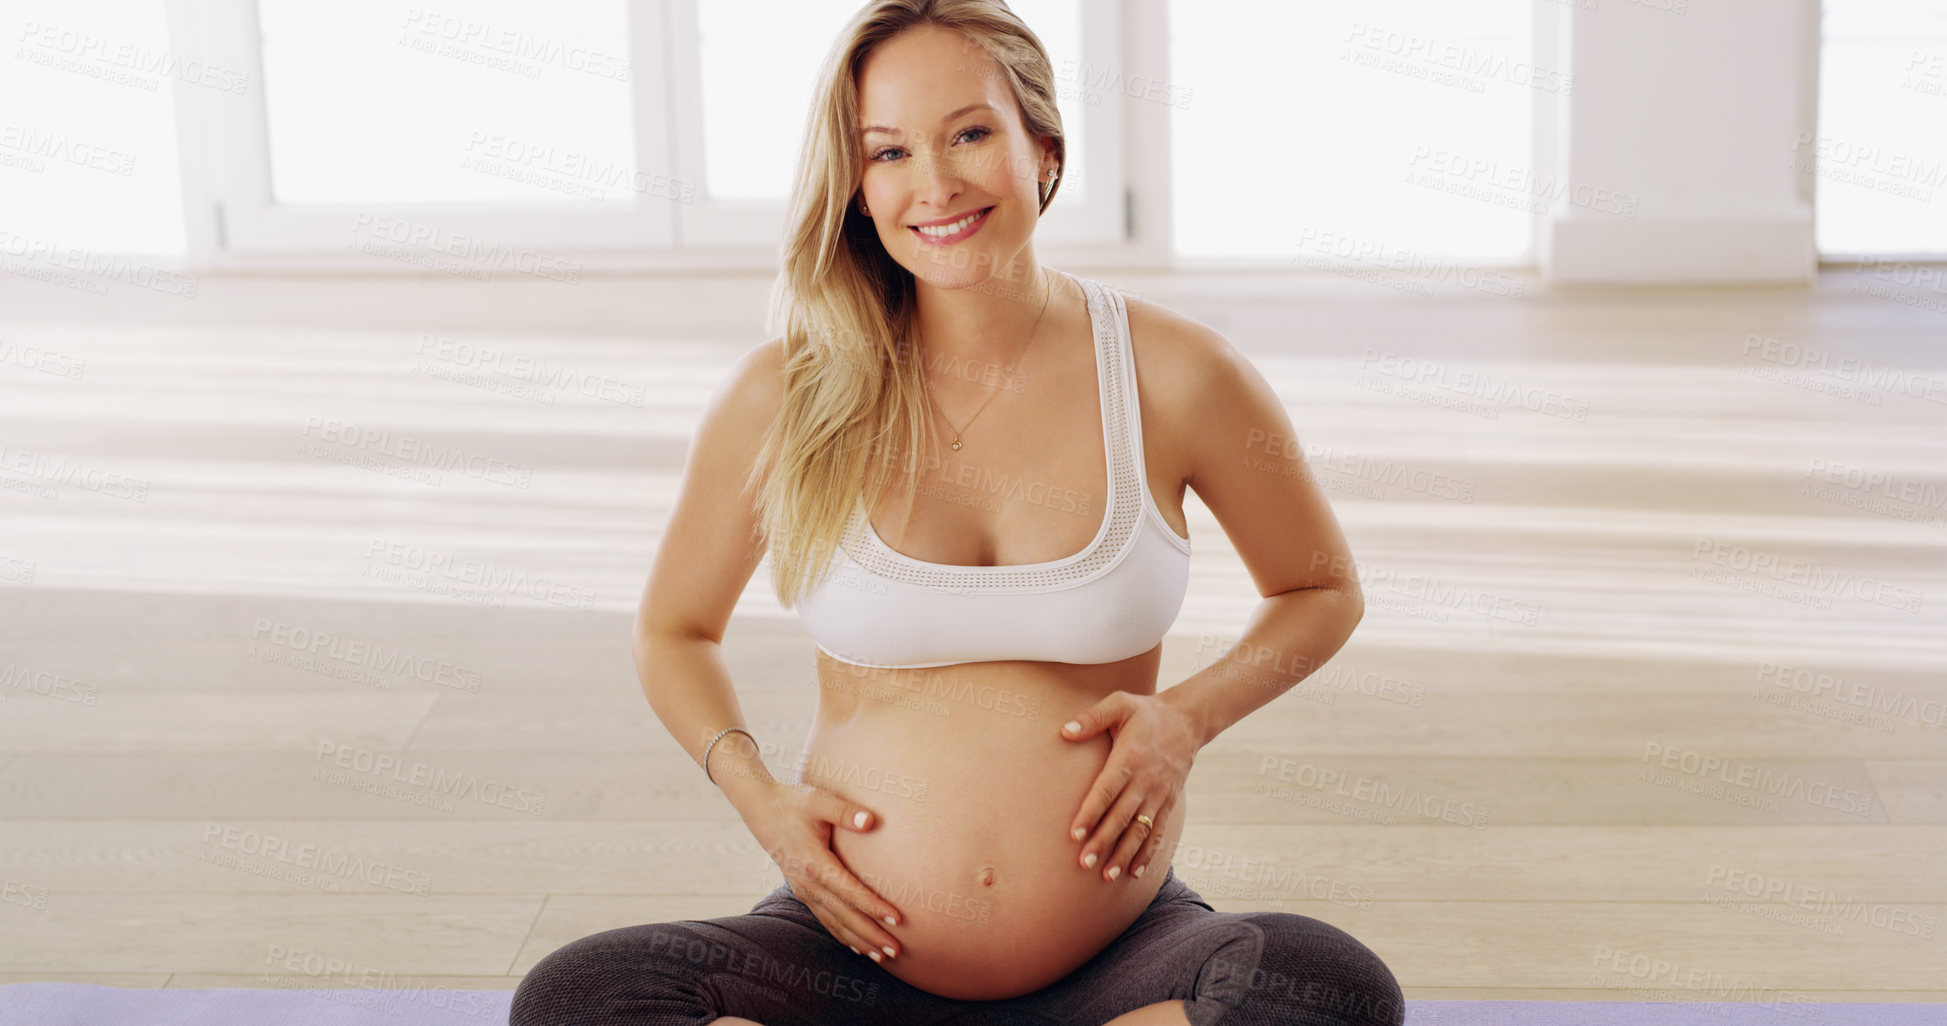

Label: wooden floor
[1,266,1944,1010]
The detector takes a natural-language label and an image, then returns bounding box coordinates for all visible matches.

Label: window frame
[174,0,1138,272]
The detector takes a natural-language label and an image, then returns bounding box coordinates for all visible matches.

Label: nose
[908,142,965,211]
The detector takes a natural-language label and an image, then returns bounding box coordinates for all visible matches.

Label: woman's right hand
[757,780,904,962]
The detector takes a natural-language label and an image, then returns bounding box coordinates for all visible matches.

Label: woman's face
[855,24,1054,289]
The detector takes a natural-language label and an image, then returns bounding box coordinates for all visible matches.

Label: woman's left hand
[1059,690,1203,883]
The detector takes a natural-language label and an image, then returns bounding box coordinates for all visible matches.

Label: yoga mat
[1408,1001,1947,1025]
[1,984,1943,1025]
[0,982,512,1025]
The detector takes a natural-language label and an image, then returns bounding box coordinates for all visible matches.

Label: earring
[858,197,870,216]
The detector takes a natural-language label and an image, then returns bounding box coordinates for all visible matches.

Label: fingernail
[1134,864,1146,879]
[849,945,861,955]
[1072,827,1085,841]
[883,915,896,927]
[1106,865,1120,881]
[1083,852,1096,868]
[1063,720,1081,734]
[881,945,896,958]
[868,950,882,963]
[854,811,869,828]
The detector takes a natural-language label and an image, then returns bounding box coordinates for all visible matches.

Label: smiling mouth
[910,206,995,240]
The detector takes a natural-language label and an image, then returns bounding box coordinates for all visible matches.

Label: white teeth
[915,209,985,237]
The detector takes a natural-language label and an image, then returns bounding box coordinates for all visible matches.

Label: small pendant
[950,438,962,451]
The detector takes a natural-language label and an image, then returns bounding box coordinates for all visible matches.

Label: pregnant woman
[511,2,1403,1024]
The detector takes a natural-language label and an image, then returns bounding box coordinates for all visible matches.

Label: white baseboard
[1544,209,1817,284]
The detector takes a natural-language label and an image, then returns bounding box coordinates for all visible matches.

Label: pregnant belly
[801,659,1188,1001]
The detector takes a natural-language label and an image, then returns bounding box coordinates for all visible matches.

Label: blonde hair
[751,0,1067,607]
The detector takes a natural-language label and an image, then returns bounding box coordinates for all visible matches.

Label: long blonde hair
[751,0,1067,607]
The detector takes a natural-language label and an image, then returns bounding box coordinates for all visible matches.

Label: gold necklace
[923,268,1054,452]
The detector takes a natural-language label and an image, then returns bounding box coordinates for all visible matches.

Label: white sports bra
[795,274,1192,669]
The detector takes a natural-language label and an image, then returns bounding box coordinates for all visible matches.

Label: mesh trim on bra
[840,276,1143,591]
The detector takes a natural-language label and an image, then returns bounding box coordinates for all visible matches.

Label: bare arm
[1058,302,1367,884]
[1155,316,1365,746]
[633,337,786,847]
[632,337,906,959]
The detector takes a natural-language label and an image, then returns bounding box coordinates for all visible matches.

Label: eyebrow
[861,102,996,138]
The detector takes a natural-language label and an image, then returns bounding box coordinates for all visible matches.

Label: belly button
[975,865,996,887]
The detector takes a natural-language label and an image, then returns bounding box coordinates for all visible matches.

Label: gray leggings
[508,865,1404,1026]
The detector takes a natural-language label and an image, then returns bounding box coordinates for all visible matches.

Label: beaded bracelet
[701,726,756,786]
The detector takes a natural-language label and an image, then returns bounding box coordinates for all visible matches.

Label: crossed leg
[511,876,1402,1026]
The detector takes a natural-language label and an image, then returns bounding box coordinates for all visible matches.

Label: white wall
[1541,0,1821,283]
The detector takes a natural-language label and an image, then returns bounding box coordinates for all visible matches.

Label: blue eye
[870,125,992,163]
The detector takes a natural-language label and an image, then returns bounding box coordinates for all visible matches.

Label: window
[1815,0,1947,257]
[1170,0,1536,266]
[1,0,187,257]
[256,0,636,205]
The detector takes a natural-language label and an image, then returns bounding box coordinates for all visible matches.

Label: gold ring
[1135,813,1154,830]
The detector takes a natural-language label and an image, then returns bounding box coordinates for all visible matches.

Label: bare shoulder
[732,334,788,411]
[1122,292,1254,470]
[1123,292,1243,392]
[673,334,790,500]
[637,334,789,640]
[706,334,788,446]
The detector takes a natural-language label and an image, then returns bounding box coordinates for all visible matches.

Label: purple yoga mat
[2,985,1943,1025]
[0,983,512,1026]
[1408,1001,1947,1026]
